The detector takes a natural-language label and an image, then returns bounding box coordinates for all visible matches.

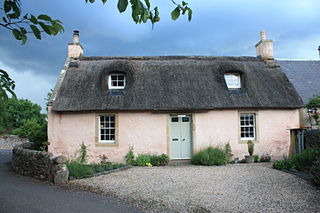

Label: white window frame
[108,73,126,89]
[224,73,241,89]
[99,115,116,143]
[240,113,256,141]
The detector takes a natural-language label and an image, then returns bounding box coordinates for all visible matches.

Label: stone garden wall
[12,142,69,184]
[305,129,320,149]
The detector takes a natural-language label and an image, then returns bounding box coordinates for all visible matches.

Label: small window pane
[171,117,178,122]
[225,74,241,89]
[182,117,190,122]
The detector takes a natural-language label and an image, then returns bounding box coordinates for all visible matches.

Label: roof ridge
[80,56,261,61]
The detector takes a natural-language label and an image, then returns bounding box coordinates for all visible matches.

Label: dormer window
[108,73,125,89]
[224,73,241,89]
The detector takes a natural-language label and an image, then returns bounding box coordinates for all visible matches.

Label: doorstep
[168,159,191,166]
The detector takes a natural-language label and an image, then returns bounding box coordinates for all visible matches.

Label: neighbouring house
[48,31,303,162]
[277,59,320,153]
[278,60,320,128]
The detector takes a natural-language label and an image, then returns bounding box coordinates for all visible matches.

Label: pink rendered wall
[195,109,300,160]
[48,106,300,162]
[48,106,167,163]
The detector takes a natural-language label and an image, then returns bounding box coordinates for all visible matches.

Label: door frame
[167,113,195,160]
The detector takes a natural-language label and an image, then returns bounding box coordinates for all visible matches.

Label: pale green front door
[170,115,192,159]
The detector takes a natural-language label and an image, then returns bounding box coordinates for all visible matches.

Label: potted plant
[245,140,255,163]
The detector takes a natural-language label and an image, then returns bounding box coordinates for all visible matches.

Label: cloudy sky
[1,0,320,111]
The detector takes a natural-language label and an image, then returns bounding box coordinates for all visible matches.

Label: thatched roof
[51,56,303,112]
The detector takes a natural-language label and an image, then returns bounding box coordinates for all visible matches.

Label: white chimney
[255,30,273,60]
[68,30,83,58]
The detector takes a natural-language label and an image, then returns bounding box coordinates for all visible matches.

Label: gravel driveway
[72,163,320,213]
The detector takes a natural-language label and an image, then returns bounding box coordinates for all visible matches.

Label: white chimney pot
[255,30,273,60]
[68,30,83,58]
[260,31,267,40]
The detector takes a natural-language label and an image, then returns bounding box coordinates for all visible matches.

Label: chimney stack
[255,30,273,60]
[68,30,83,58]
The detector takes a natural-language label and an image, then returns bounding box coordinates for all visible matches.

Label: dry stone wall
[12,142,69,184]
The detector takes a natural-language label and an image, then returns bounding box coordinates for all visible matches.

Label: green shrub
[158,154,169,166]
[104,162,113,170]
[112,163,125,169]
[224,143,233,163]
[78,142,88,163]
[260,154,271,162]
[5,98,46,130]
[291,148,320,171]
[150,155,160,166]
[310,157,320,186]
[273,159,293,170]
[253,155,259,163]
[238,158,247,163]
[90,164,105,173]
[191,146,226,166]
[67,161,125,178]
[66,161,93,178]
[125,145,135,165]
[135,154,151,166]
[150,154,170,166]
[13,118,47,150]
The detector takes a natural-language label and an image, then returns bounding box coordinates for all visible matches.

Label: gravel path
[72,163,320,213]
[0,135,28,150]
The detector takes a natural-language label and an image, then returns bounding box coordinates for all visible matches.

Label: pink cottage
[48,31,303,163]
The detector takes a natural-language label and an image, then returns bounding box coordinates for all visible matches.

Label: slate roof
[51,56,303,112]
[277,60,320,104]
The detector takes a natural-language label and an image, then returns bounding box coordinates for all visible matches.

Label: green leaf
[144,0,150,10]
[52,22,64,33]
[155,6,159,17]
[182,1,187,6]
[89,0,95,2]
[53,19,63,24]
[30,15,38,24]
[102,0,108,3]
[130,0,140,23]
[4,1,11,13]
[20,27,26,34]
[21,35,27,45]
[39,22,52,35]
[2,17,8,23]
[171,7,180,21]
[30,25,41,39]
[187,7,192,21]
[37,14,52,22]
[11,1,21,18]
[7,13,19,19]
[142,8,148,23]
[117,0,128,13]
[12,29,21,40]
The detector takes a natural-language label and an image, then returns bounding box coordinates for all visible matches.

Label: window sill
[95,142,119,147]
